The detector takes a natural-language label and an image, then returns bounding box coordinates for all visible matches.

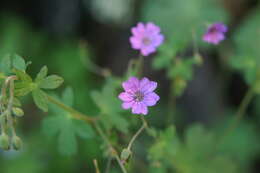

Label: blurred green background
[0,0,260,172]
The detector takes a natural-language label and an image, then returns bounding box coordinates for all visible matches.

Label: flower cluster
[119,21,228,115]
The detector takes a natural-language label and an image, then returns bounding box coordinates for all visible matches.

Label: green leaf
[230,8,260,84]
[152,43,176,70]
[12,54,26,71]
[185,124,215,155]
[14,81,35,97]
[73,119,95,139]
[42,115,62,136]
[62,87,74,106]
[41,88,95,155]
[35,66,48,83]
[13,69,32,83]
[32,89,48,112]
[91,77,129,133]
[149,126,179,161]
[168,58,195,80]
[42,114,94,155]
[58,121,77,156]
[39,75,64,89]
[0,54,11,74]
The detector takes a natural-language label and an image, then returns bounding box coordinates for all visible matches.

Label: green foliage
[32,89,48,112]
[91,77,129,133]
[142,0,228,51]
[167,58,196,80]
[149,122,259,173]
[42,87,95,155]
[38,75,64,89]
[1,54,12,74]
[12,54,26,71]
[229,7,260,84]
[32,66,63,111]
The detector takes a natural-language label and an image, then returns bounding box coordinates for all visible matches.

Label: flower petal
[132,102,148,115]
[140,78,157,93]
[140,46,156,56]
[203,32,224,45]
[146,22,161,34]
[143,92,160,106]
[130,36,142,49]
[122,101,134,109]
[122,77,139,92]
[118,92,133,102]
[152,34,164,47]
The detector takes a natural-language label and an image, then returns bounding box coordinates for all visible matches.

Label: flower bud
[12,136,22,150]
[194,53,203,65]
[173,78,187,97]
[12,107,24,117]
[0,133,10,150]
[120,148,132,162]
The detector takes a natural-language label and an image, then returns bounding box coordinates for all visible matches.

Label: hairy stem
[46,95,96,123]
[94,122,128,173]
[136,54,144,77]
[127,116,147,151]
[93,159,101,173]
[219,85,255,146]
[227,87,254,134]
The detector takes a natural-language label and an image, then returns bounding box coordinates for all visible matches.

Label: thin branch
[127,116,147,151]
[105,157,112,173]
[221,86,254,140]
[93,159,101,173]
[93,122,128,173]
[46,94,97,123]
[213,85,255,151]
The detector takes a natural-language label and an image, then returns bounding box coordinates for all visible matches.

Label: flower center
[134,91,144,102]
[209,27,217,33]
[142,37,151,45]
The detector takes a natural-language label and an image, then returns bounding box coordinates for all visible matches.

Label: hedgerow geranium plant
[1,1,260,172]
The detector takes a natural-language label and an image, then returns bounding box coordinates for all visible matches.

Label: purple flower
[118,77,160,115]
[203,22,228,45]
[130,22,164,56]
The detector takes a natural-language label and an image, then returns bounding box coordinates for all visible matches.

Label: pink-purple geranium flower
[118,77,160,115]
[130,22,164,56]
[203,22,228,45]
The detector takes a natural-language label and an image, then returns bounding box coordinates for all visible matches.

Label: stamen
[134,91,144,102]
[142,37,151,45]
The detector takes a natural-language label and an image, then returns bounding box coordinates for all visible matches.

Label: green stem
[46,95,96,123]
[93,159,101,173]
[220,85,255,144]
[167,80,176,124]
[47,94,127,173]
[127,116,147,151]
[93,122,128,173]
[136,54,144,77]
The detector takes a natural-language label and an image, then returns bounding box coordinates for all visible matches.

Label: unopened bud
[120,148,132,162]
[0,133,10,150]
[12,107,24,117]
[194,53,203,65]
[173,78,187,97]
[12,136,22,150]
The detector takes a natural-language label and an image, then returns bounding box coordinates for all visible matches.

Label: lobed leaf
[39,75,64,89]
[32,89,48,112]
